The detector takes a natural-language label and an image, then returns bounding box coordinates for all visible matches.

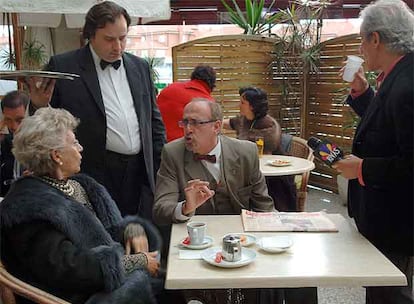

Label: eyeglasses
[178,119,217,128]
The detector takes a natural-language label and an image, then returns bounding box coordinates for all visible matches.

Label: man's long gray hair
[360,0,414,54]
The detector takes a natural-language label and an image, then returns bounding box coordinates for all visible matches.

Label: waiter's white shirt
[90,45,141,155]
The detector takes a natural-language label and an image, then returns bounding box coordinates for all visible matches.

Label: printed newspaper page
[241,209,338,232]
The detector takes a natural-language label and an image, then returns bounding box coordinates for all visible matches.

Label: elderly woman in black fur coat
[0,108,162,304]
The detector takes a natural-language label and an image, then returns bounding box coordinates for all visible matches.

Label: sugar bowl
[222,235,242,262]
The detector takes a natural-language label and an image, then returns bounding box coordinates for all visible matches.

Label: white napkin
[179,250,202,259]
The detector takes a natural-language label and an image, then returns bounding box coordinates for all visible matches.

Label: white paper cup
[187,222,206,245]
[343,55,364,82]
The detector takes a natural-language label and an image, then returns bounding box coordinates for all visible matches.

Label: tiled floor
[305,188,365,304]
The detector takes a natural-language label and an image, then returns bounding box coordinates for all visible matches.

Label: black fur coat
[0,174,161,304]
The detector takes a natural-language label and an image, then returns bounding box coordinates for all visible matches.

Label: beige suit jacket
[153,135,274,224]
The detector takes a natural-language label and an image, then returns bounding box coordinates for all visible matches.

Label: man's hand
[125,235,149,255]
[182,179,215,215]
[339,66,369,93]
[25,77,56,108]
[332,154,362,180]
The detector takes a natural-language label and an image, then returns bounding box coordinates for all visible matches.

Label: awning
[0,0,171,27]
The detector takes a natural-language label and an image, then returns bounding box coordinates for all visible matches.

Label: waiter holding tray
[13,1,166,220]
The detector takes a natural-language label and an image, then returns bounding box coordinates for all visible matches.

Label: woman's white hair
[360,0,414,54]
[13,107,79,175]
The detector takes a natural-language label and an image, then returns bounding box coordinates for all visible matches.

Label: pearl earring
[59,161,63,166]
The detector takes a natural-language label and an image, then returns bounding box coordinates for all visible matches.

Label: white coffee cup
[343,55,364,82]
[187,222,206,245]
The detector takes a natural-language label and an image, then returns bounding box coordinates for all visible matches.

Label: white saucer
[267,159,292,167]
[180,236,213,250]
[201,247,256,268]
[257,236,293,253]
[222,233,257,247]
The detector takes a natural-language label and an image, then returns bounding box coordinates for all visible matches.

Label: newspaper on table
[241,209,338,232]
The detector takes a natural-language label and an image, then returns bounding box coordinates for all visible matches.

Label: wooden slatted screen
[307,34,361,192]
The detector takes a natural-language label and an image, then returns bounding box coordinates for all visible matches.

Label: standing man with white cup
[334,1,414,303]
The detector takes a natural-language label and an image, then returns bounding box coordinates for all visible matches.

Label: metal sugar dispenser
[222,235,242,262]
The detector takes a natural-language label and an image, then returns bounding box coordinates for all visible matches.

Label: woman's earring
[58,161,63,166]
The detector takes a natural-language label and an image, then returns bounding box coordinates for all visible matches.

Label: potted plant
[221,0,284,35]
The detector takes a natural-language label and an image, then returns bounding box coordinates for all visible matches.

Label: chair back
[0,261,70,304]
[287,136,314,211]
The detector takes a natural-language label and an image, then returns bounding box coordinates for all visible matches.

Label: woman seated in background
[0,108,162,304]
[223,87,297,211]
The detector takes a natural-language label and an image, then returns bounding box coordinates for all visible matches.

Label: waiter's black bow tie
[194,153,216,163]
[100,59,121,70]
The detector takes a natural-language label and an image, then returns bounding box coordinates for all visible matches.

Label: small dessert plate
[222,233,257,247]
[201,247,256,268]
[257,236,293,253]
[267,159,292,167]
[180,236,213,250]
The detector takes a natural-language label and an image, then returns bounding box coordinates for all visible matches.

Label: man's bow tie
[100,59,121,70]
[194,153,216,163]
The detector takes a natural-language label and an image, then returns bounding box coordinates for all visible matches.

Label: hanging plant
[0,48,15,69]
[1,12,15,70]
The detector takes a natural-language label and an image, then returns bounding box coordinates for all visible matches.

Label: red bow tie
[194,153,216,163]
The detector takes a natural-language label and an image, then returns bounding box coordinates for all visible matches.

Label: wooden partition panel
[307,34,361,192]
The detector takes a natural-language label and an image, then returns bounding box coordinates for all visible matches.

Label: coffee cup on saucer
[187,222,207,245]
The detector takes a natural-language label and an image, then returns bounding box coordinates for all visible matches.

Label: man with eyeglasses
[153,98,273,224]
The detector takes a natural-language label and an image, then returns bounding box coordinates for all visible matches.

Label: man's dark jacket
[0,134,14,196]
[347,53,413,255]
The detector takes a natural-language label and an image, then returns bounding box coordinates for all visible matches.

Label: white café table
[259,155,315,177]
[165,215,406,290]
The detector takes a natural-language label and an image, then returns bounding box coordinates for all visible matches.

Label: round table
[259,155,315,176]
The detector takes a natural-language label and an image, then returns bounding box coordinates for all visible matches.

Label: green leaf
[246,0,254,28]
[231,0,248,26]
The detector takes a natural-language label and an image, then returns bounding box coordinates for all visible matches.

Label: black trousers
[266,175,297,212]
[103,150,149,217]
[179,287,318,304]
[366,253,413,304]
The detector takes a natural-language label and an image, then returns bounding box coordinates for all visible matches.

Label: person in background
[223,87,282,154]
[27,1,165,218]
[333,1,413,303]
[223,87,297,212]
[0,107,162,304]
[0,90,28,196]
[157,65,216,142]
